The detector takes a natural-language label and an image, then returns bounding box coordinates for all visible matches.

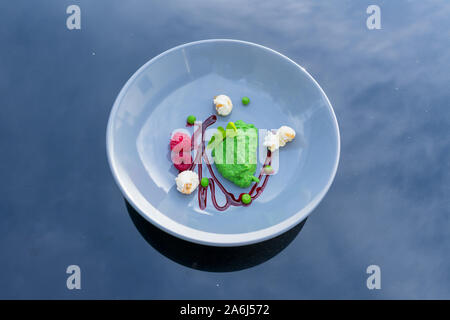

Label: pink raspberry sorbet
[170,132,192,171]
[170,132,191,150]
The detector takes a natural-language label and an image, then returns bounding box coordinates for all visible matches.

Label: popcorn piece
[277,126,296,147]
[213,94,233,116]
[175,170,199,194]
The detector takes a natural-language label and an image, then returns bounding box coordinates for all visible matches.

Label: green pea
[201,177,209,187]
[264,165,273,174]
[242,97,250,105]
[241,193,252,204]
[187,115,196,124]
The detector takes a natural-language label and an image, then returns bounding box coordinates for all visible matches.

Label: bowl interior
[107,40,339,245]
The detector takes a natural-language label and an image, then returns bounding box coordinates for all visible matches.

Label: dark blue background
[1,0,449,299]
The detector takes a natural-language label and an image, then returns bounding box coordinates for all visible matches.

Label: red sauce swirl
[186,115,272,211]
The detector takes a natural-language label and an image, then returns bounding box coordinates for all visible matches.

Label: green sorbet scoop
[210,120,259,188]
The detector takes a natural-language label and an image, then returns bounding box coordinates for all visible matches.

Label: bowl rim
[106,39,340,247]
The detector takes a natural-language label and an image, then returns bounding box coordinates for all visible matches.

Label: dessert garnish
[170,132,192,171]
[213,94,233,116]
[187,115,196,125]
[175,170,199,194]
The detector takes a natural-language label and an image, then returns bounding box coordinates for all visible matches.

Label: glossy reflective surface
[1,0,449,298]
